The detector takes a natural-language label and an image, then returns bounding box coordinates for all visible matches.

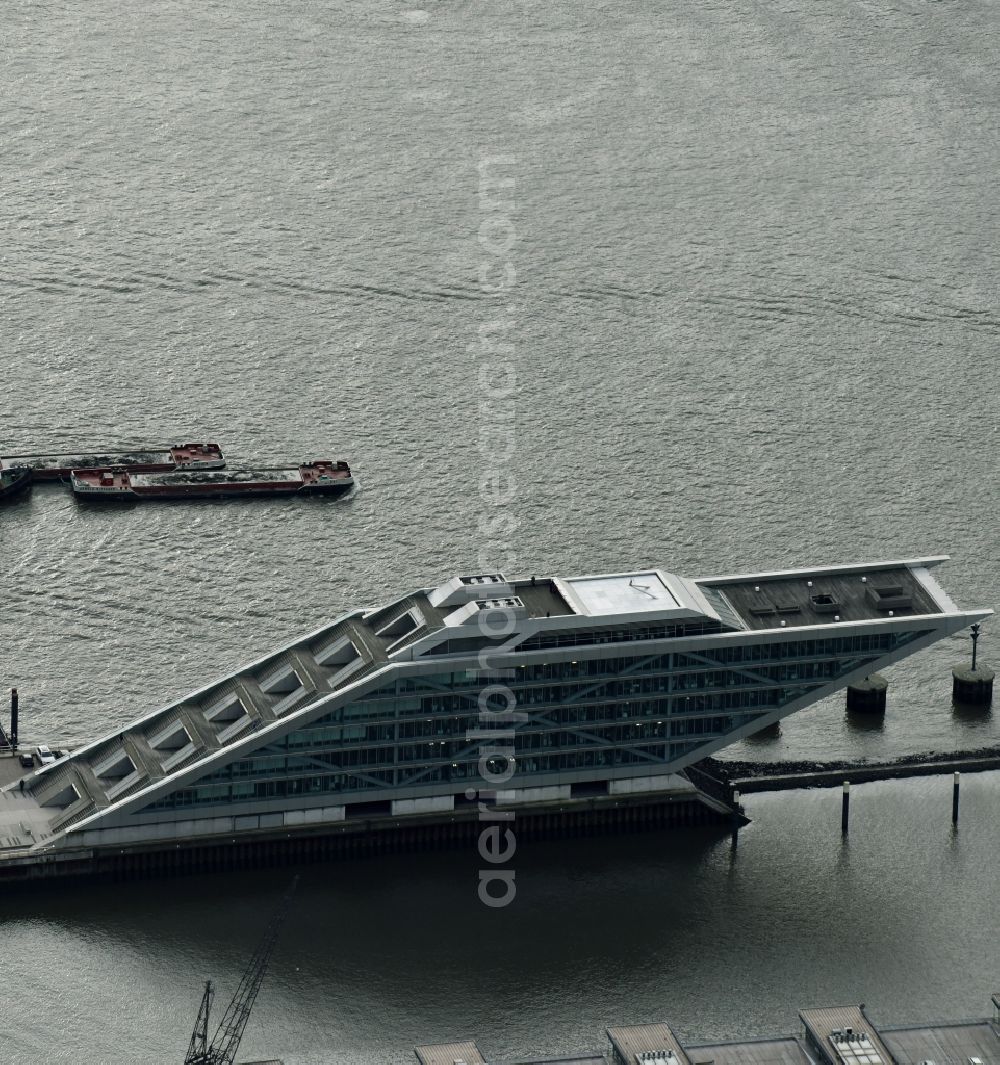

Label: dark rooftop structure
[415,1040,488,1065]
[700,566,939,632]
[799,1005,896,1065]
[686,1035,813,1065]
[880,1020,1000,1065]
[607,1022,690,1065]
[511,578,576,619]
[412,995,1000,1065]
[512,1057,606,1065]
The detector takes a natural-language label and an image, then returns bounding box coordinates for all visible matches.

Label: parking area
[0,752,35,790]
[0,743,72,791]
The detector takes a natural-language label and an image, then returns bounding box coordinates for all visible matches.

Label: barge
[0,557,989,883]
[70,459,353,500]
[0,442,224,480]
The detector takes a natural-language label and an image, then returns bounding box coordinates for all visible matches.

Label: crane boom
[184,877,298,1065]
[185,981,214,1063]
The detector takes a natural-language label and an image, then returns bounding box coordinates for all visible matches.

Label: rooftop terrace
[699,562,944,632]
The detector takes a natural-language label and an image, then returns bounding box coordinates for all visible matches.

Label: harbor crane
[184,876,298,1065]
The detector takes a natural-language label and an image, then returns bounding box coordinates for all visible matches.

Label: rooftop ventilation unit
[428,573,511,609]
[810,593,841,614]
[867,584,912,611]
[464,573,507,587]
[477,596,526,614]
[829,1030,883,1065]
[750,605,777,617]
[636,1052,677,1065]
[444,596,527,628]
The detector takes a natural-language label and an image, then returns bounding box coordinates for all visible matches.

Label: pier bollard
[841,781,850,834]
[952,667,994,706]
[954,622,993,706]
[952,771,960,825]
[846,675,888,713]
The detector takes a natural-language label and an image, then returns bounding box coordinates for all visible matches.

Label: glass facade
[517,619,725,650]
[141,629,927,813]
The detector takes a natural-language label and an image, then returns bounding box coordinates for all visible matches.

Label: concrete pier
[846,673,888,713]
[953,664,994,706]
[0,752,35,790]
[698,749,1000,792]
[0,782,743,887]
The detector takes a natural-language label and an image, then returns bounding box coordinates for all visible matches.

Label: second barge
[70,460,353,500]
[0,442,225,480]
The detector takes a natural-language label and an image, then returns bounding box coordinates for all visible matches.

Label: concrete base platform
[0,786,739,887]
[0,787,54,852]
[953,665,995,706]
[0,753,34,790]
[846,673,888,713]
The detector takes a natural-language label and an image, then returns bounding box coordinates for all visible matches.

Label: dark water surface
[3,776,1000,1064]
[2,0,998,1060]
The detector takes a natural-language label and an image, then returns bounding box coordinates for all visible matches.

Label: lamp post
[10,688,18,751]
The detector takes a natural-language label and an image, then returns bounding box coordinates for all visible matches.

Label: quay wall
[0,788,738,887]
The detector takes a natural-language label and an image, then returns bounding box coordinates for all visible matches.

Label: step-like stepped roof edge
[30,606,368,779]
[60,655,397,839]
[695,555,951,584]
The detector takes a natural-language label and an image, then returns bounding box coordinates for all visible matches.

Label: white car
[35,744,56,765]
